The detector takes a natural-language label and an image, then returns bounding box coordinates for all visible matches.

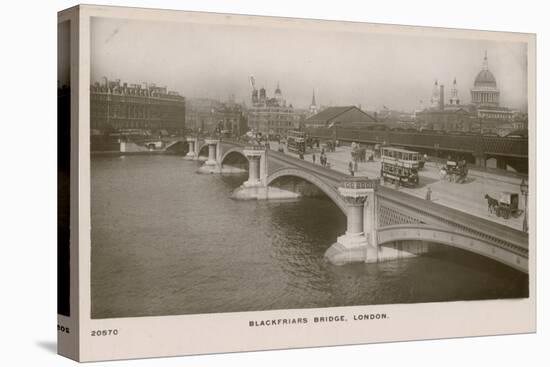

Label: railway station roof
[305,106,376,127]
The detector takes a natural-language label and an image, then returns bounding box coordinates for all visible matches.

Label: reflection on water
[91,155,528,319]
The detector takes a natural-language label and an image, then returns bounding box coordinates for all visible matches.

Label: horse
[484,194,498,213]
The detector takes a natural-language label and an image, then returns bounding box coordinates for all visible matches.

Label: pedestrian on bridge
[426,186,432,201]
[312,153,316,164]
[349,161,354,176]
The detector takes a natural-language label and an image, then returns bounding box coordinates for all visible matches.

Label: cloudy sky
[91,17,528,112]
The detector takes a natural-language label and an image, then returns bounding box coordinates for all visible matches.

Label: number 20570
[91,329,119,337]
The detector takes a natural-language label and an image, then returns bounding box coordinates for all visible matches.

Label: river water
[91,155,528,319]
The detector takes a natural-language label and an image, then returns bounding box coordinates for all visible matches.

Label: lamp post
[520,178,528,233]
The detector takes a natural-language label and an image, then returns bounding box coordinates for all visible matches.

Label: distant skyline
[91,17,528,112]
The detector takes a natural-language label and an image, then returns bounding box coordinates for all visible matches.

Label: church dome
[474,69,497,87]
[473,51,497,88]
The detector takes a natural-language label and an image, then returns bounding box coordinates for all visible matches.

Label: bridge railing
[377,186,528,256]
[268,149,347,184]
[219,137,246,146]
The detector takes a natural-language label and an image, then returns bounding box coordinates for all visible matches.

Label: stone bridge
[184,137,528,273]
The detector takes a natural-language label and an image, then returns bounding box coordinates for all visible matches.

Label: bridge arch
[377,224,527,272]
[220,147,248,166]
[266,167,348,216]
[198,143,209,157]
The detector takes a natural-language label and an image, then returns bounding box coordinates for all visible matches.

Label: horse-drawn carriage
[484,192,519,219]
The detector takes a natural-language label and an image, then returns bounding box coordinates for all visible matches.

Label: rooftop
[306,106,376,123]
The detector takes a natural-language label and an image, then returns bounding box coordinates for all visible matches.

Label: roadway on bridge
[269,141,526,232]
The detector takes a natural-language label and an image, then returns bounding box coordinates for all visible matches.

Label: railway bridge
[307,127,528,173]
[183,137,528,273]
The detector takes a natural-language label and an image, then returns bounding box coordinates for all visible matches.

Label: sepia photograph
[3,0,550,364]
[87,14,530,320]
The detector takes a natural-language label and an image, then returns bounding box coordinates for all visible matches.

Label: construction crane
[249,75,256,91]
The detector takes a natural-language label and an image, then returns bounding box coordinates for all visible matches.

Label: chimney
[439,85,444,111]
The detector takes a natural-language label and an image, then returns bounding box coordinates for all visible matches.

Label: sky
[90,17,528,112]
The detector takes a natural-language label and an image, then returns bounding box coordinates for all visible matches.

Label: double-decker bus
[380,146,420,187]
[286,130,306,154]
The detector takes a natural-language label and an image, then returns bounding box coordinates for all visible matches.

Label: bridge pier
[206,139,218,166]
[363,189,379,262]
[231,146,270,198]
[184,137,198,160]
[243,154,261,187]
[325,178,380,265]
[232,146,307,200]
[197,139,221,173]
[241,146,267,187]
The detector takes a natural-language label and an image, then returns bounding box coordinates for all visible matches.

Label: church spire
[275,81,281,95]
[309,89,319,115]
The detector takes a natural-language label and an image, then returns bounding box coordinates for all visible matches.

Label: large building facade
[215,102,248,136]
[185,98,248,136]
[90,78,186,134]
[247,83,298,137]
[185,98,223,133]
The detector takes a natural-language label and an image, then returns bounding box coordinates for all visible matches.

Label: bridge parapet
[376,224,527,272]
[376,187,528,267]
